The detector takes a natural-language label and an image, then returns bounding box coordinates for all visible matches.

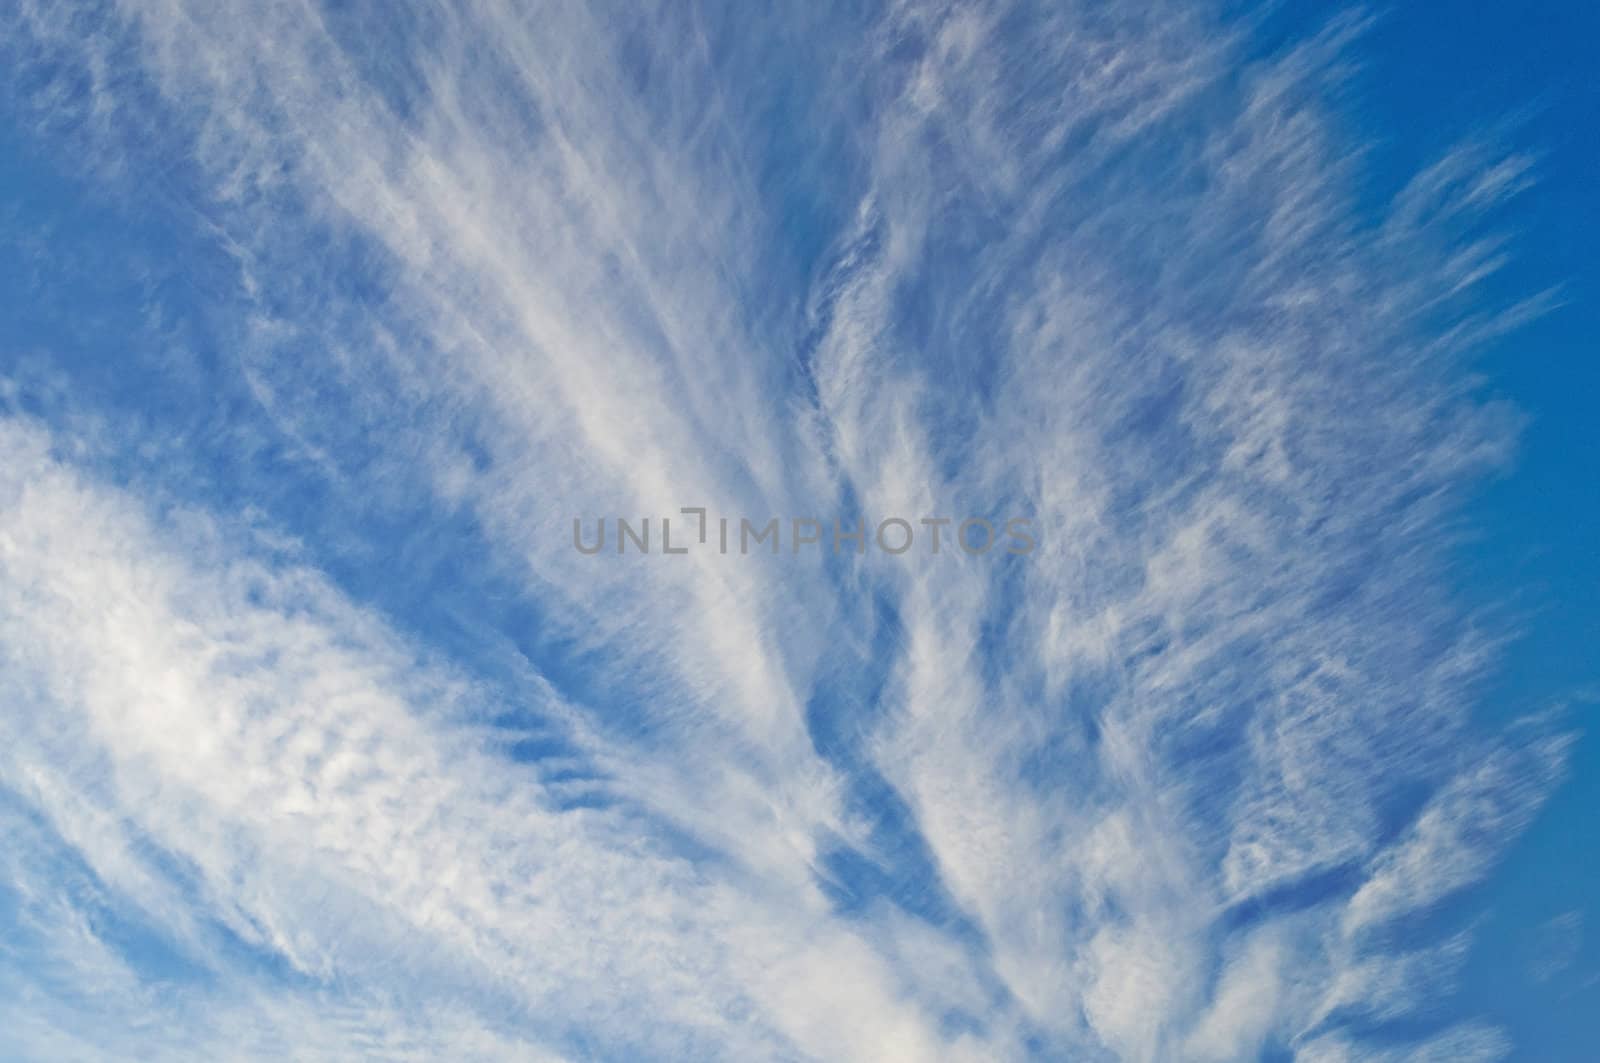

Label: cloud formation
[0,1,1571,1059]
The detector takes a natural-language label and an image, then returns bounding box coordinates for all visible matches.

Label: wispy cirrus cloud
[0,0,1574,1059]
[0,415,994,1060]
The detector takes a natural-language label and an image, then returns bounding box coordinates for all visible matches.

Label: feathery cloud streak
[0,0,1572,1058]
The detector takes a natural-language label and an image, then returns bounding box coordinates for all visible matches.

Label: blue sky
[0,2,1595,1060]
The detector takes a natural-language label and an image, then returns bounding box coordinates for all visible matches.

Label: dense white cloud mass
[0,1,1573,1059]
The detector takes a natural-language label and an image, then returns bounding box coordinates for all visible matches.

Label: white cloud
[0,1,1573,1058]
[0,415,975,1059]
